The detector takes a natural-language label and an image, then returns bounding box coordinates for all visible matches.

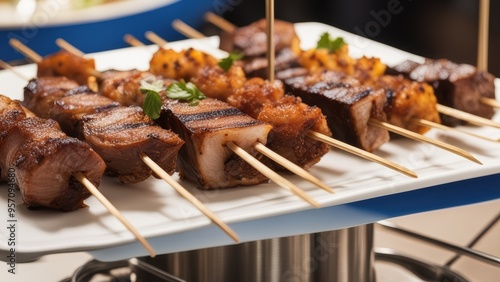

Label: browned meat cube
[159,98,271,189]
[257,96,332,170]
[284,73,389,152]
[23,77,79,118]
[0,116,105,211]
[82,106,184,184]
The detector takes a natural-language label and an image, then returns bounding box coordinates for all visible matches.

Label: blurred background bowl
[0,0,214,63]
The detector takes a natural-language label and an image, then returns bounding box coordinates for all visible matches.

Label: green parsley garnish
[167,81,206,106]
[140,78,166,120]
[218,52,243,71]
[316,32,346,53]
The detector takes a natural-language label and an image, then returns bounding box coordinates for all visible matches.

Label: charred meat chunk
[23,77,80,118]
[282,71,389,152]
[82,106,184,184]
[0,115,105,211]
[257,96,332,170]
[159,98,271,189]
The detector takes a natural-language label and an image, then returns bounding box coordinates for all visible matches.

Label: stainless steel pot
[138,224,376,282]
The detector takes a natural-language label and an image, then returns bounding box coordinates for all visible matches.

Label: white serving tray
[0,23,499,262]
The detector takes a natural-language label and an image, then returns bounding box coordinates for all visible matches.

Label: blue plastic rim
[1,0,219,62]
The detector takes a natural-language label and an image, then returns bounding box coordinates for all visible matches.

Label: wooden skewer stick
[55,38,85,57]
[124,34,146,47]
[73,172,156,257]
[308,131,417,178]
[266,0,275,82]
[204,12,237,33]
[477,0,490,72]
[48,40,241,242]
[253,142,333,193]
[0,59,31,81]
[480,97,500,109]
[172,19,205,39]
[140,154,240,242]
[369,119,482,165]
[9,38,43,63]
[145,31,168,47]
[437,104,500,129]
[414,118,500,143]
[170,21,419,178]
[226,142,320,207]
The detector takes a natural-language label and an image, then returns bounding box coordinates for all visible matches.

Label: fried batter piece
[149,48,218,81]
[37,50,96,85]
[191,65,246,101]
[258,96,332,170]
[377,75,441,135]
[227,77,285,118]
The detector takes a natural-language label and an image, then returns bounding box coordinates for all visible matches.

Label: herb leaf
[167,81,206,106]
[316,32,346,53]
[218,52,243,71]
[140,78,167,120]
[142,90,162,119]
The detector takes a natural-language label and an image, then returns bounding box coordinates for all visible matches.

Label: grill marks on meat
[82,107,184,184]
[388,59,496,126]
[280,69,389,152]
[23,77,183,184]
[0,95,105,211]
[159,98,271,189]
[51,89,120,138]
[37,50,96,85]
[23,77,80,118]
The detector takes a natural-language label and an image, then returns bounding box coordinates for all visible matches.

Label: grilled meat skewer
[386,59,496,126]
[0,95,106,211]
[23,77,184,184]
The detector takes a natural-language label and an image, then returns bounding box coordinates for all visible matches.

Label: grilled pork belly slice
[390,59,496,126]
[51,91,120,138]
[284,74,389,152]
[0,117,105,211]
[258,96,332,170]
[242,47,300,78]
[159,98,271,189]
[23,77,80,118]
[37,50,96,85]
[82,106,184,184]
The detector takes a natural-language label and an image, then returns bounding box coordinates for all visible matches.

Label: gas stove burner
[60,258,184,282]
